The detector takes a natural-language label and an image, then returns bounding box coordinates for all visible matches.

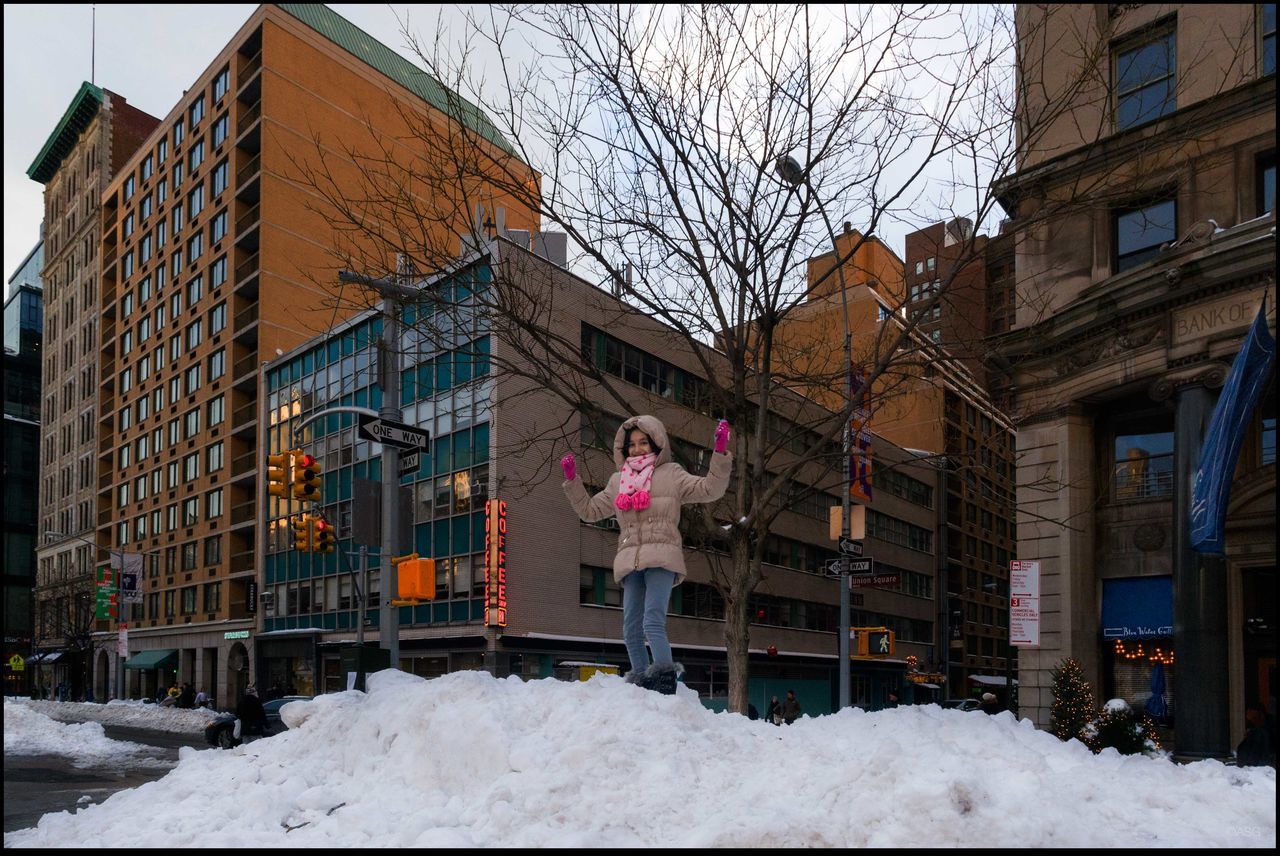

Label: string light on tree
[1112,640,1174,664]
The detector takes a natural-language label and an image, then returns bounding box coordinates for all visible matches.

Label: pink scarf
[615,453,656,511]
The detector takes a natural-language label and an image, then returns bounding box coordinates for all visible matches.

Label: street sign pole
[378,295,402,669]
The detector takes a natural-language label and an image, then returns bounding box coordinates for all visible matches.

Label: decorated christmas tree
[1093,699,1161,756]
[1049,657,1095,744]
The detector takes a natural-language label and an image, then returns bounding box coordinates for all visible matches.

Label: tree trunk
[723,537,753,714]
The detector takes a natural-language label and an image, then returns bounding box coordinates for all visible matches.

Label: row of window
[117,404,224,470]
[116,487,224,547]
[117,442,226,509]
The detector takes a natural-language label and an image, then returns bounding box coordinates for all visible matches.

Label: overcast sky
[4,5,1009,301]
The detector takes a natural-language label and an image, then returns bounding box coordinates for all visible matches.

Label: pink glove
[560,453,576,481]
[714,420,731,454]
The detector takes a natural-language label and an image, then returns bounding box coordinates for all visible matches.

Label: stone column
[1172,382,1230,760]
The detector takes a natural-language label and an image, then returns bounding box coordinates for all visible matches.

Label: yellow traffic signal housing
[852,626,895,657]
[267,453,289,498]
[292,452,323,502]
[292,515,312,552]
[314,517,336,553]
[397,557,437,601]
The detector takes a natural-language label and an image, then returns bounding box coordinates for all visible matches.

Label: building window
[141,194,152,219]
[213,114,229,147]
[212,160,229,196]
[207,441,224,473]
[210,302,227,335]
[182,586,197,615]
[203,581,222,613]
[174,119,185,147]
[209,350,226,382]
[189,140,205,171]
[206,488,223,520]
[124,175,135,201]
[1262,416,1276,466]
[1114,430,1174,500]
[1258,151,1276,217]
[1264,4,1277,76]
[1113,196,1176,272]
[188,233,203,265]
[183,498,200,528]
[188,275,204,306]
[190,94,205,126]
[208,393,225,426]
[142,155,154,181]
[158,139,168,165]
[214,67,231,101]
[211,210,228,243]
[188,184,205,219]
[1115,24,1177,131]
[211,256,227,288]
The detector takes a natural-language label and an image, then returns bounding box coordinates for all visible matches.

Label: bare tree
[286,4,1235,712]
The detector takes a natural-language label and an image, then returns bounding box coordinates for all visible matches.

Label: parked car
[204,695,311,749]
[940,698,982,712]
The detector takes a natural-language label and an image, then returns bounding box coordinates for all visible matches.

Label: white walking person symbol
[878,634,890,653]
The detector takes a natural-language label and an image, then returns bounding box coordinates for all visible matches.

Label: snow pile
[6,670,1276,847]
[10,698,217,735]
[3,699,172,770]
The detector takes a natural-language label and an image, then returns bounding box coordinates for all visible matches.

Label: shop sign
[224,631,250,640]
[485,499,508,627]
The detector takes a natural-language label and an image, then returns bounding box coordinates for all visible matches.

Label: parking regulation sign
[1010,560,1041,646]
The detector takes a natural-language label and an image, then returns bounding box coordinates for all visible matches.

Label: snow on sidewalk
[5,669,1275,847]
[10,697,218,735]
[3,700,172,770]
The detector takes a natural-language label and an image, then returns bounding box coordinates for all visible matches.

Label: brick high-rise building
[27,83,160,700]
[94,4,538,706]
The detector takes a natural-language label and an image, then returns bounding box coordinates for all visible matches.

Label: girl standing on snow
[561,415,732,694]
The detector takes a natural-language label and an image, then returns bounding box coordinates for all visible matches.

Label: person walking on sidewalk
[562,415,732,695]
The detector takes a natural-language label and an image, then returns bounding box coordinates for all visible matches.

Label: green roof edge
[27,81,105,184]
[274,4,519,157]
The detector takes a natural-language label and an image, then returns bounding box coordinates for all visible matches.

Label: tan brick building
[993,4,1275,758]
[258,236,946,714]
[93,4,537,707]
[27,83,159,699]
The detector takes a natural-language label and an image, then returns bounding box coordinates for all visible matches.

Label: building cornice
[27,82,105,185]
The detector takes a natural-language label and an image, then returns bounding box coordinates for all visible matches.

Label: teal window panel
[415,523,431,557]
[417,452,430,477]
[401,371,415,405]
[338,611,350,630]
[342,331,355,356]
[354,388,369,409]
[302,351,314,375]
[403,304,417,326]
[434,433,452,475]
[371,318,383,338]
[315,345,327,369]
[471,511,486,552]
[286,616,297,630]
[451,601,469,622]
[452,515,470,555]
[366,608,380,628]
[594,568,606,605]
[339,467,353,501]
[455,350,473,384]
[417,362,433,399]
[324,552,338,575]
[475,336,491,376]
[671,585,682,613]
[327,340,340,362]
[341,412,354,429]
[433,602,449,623]
[290,361,301,382]
[354,323,370,351]
[323,612,336,630]
[456,277,473,302]
[436,356,452,392]
[470,599,484,620]
[474,423,489,464]
[476,264,492,284]
[455,430,472,470]
[340,392,353,407]
[324,471,338,500]
[353,461,368,482]
[415,604,431,624]
[434,519,450,557]
[370,457,381,481]
[399,605,413,624]
[371,385,383,410]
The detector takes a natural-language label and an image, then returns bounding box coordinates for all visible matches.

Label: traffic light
[292,452,323,502]
[292,515,312,552]
[313,517,336,553]
[853,627,896,657]
[267,453,289,498]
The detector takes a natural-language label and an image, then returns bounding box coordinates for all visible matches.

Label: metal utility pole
[776,155,856,710]
[335,268,422,669]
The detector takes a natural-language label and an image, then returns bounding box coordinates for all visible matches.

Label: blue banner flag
[1189,298,1275,554]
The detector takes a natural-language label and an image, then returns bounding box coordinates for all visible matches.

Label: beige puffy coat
[563,414,732,585]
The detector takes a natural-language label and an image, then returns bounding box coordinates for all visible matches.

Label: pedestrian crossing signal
[852,626,895,657]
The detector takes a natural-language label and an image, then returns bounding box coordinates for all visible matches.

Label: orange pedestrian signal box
[397,558,437,601]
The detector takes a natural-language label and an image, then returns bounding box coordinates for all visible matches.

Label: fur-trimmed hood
[612,415,672,469]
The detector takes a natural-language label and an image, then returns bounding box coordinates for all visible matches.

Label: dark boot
[651,663,682,695]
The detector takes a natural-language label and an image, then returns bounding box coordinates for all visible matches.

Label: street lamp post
[775,155,857,711]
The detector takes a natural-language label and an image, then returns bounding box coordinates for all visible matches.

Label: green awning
[124,649,178,670]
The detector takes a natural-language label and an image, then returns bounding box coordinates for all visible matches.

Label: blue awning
[1101,577,1173,640]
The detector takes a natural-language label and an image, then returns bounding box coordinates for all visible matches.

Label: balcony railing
[1113,453,1174,501]
[232,451,256,478]
[236,154,261,188]
[234,303,258,330]
[231,502,255,526]
[237,102,262,136]
[235,253,259,285]
[236,204,260,235]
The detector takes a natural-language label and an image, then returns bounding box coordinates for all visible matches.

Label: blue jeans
[621,567,676,671]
